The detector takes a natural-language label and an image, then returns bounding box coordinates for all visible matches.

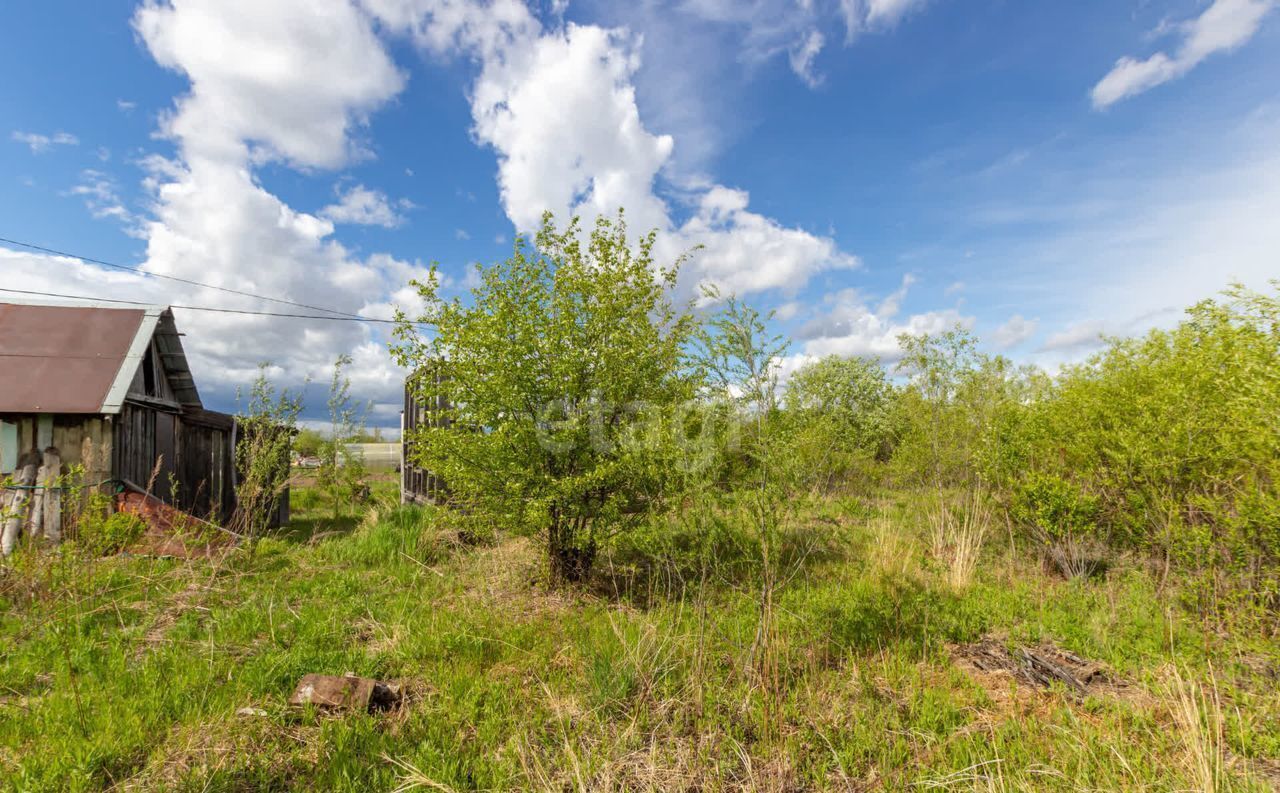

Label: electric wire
[0,234,369,319]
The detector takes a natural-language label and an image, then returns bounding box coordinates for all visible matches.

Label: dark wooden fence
[401,367,450,505]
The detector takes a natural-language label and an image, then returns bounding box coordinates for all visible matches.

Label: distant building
[0,300,281,525]
[346,442,400,472]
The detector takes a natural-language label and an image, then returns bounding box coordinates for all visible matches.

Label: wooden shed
[0,300,271,526]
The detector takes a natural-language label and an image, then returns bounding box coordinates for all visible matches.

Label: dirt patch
[452,536,582,619]
[132,580,211,659]
[1229,753,1280,792]
[951,636,1136,702]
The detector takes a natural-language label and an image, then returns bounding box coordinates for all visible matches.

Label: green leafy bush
[80,509,146,557]
[1006,283,1280,619]
[1010,472,1104,578]
[783,355,895,489]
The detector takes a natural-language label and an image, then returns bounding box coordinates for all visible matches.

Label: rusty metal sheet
[0,303,145,413]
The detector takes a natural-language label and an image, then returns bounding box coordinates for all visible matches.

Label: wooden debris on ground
[952,636,1112,697]
[288,673,402,713]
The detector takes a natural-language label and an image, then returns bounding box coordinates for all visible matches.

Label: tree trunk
[548,514,596,584]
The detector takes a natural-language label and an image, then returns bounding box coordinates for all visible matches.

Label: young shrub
[233,365,302,539]
[80,510,146,557]
[1007,284,1280,618]
[1010,472,1105,579]
[892,328,1041,491]
[783,354,894,490]
[316,354,370,519]
[392,212,697,584]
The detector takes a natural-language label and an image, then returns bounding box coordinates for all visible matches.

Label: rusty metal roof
[0,301,201,414]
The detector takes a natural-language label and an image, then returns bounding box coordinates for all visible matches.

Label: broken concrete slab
[288,674,401,713]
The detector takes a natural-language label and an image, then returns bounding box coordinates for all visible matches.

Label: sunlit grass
[1,488,1276,791]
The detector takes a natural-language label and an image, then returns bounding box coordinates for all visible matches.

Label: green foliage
[316,354,370,519]
[783,354,895,488]
[293,428,324,459]
[1010,472,1105,578]
[70,491,113,546]
[234,365,303,538]
[892,327,1043,490]
[392,211,697,582]
[1006,283,1280,618]
[787,355,893,441]
[1010,472,1101,545]
[77,503,146,557]
[693,287,789,412]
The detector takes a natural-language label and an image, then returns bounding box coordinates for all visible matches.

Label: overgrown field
[4,232,1279,791]
[3,487,1278,792]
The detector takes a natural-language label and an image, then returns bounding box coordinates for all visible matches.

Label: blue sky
[2,0,1278,425]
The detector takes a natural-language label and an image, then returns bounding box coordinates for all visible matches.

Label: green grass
[1,489,1277,791]
[275,475,399,543]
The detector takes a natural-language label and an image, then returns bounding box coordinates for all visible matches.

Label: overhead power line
[0,287,411,325]
[0,234,367,319]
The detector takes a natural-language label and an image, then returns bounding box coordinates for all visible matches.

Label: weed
[929,489,992,590]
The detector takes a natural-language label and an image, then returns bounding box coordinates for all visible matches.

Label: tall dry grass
[928,489,992,589]
[869,509,920,580]
[1165,664,1227,793]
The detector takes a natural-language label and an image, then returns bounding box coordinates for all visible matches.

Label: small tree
[694,288,788,414]
[392,211,697,583]
[689,291,795,740]
[234,365,302,538]
[783,353,896,475]
[316,354,369,518]
[293,428,324,459]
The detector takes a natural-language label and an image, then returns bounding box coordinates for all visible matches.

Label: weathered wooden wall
[401,368,450,505]
[4,402,289,529]
[177,410,235,524]
[0,414,114,495]
[113,403,239,523]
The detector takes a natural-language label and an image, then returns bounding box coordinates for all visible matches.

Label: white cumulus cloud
[1040,320,1109,353]
[990,314,1037,350]
[1092,0,1276,109]
[135,0,404,168]
[794,276,972,362]
[367,1,858,299]
[321,183,409,227]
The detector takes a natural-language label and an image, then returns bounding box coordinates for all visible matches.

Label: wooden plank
[41,446,62,542]
[2,454,39,556]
